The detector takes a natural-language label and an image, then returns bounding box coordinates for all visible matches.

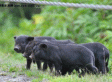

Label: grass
[0,51,112,82]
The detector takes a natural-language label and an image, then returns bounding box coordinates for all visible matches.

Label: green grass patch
[25,70,39,77]
[9,66,19,72]
[0,52,112,82]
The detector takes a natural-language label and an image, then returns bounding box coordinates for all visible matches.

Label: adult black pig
[79,42,109,74]
[30,42,98,76]
[54,42,110,74]
[14,35,56,70]
[23,39,75,71]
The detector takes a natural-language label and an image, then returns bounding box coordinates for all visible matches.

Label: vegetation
[0,0,112,82]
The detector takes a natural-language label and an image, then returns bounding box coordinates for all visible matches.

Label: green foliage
[0,0,112,52]
[35,6,112,52]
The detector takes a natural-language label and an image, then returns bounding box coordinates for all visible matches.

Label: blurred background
[0,0,112,71]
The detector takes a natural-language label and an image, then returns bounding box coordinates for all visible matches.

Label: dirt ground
[0,71,50,82]
[0,72,31,82]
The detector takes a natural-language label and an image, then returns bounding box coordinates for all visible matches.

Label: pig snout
[14,46,20,51]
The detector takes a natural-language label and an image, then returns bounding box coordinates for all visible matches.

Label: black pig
[79,42,109,74]
[30,42,98,76]
[14,35,56,70]
[23,39,75,71]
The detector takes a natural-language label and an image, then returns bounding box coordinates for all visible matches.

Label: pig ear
[27,37,34,42]
[14,36,17,39]
[39,43,47,49]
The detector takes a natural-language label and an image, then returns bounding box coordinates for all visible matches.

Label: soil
[0,72,31,82]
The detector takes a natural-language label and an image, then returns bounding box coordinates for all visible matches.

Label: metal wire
[1,0,112,10]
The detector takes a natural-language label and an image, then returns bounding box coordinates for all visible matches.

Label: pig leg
[43,61,48,71]
[36,60,41,70]
[26,58,32,69]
